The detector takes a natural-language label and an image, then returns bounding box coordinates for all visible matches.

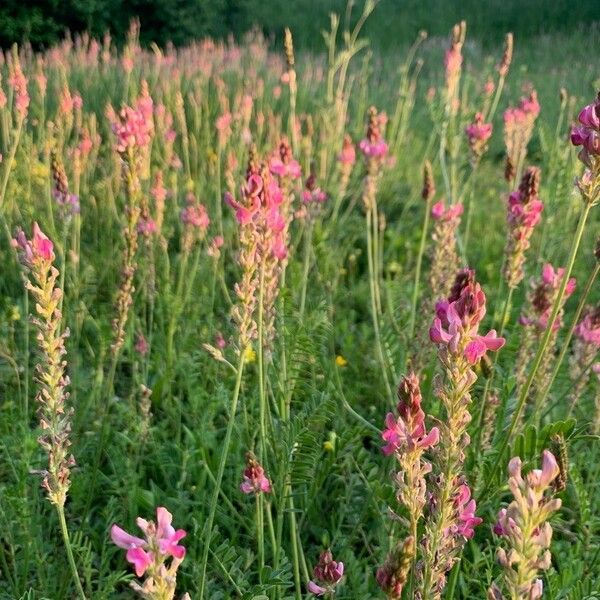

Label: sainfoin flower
[308,549,344,596]
[379,373,438,597]
[465,112,493,161]
[516,263,576,397]
[381,373,439,456]
[503,167,543,289]
[503,90,540,182]
[419,270,500,597]
[111,506,187,598]
[429,270,505,365]
[359,106,388,159]
[489,451,561,600]
[569,305,600,411]
[570,92,600,167]
[429,200,463,300]
[240,452,272,494]
[269,136,301,180]
[12,223,75,508]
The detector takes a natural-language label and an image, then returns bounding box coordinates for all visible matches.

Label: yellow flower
[335,355,347,367]
[243,345,257,363]
[9,305,21,321]
[323,431,337,452]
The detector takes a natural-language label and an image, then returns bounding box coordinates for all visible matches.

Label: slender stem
[198,354,246,599]
[257,262,267,461]
[533,262,600,421]
[480,202,592,498]
[256,494,265,578]
[473,286,514,460]
[409,197,432,339]
[299,220,313,319]
[366,205,394,405]
[56,505,86,600]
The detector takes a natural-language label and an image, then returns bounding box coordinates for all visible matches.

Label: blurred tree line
[1,0,599,50]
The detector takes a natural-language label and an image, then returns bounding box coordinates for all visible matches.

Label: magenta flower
[180,199,210,231]
[575,308,600,346]
[303,173,328,204]
[429,271,505,365]
[338,134,356,166]
[110,506,186,578]
[270,137,301,179]
[465,112,493,145]
[308,550,344,596]
[12,222,55,267]
[452,484,482,539]
[431,200,463,221]
[381,373,439,456]
[240,453,272,494]
[112,105,152,153]
[360,106,389,159]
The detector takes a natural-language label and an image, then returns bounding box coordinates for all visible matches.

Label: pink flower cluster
[359,107,388,159]
[302,173,328,205]
[448,484,481,540]
[12,222,54,266]
[240,452,272,494]
[503,90,540,181]
[571,93,600,167]
[575,307,600,346]
[381,374,439,457]
[430,269,505,365]
[225,169,287,260]
[464,112,493,160]
[112,105,152,154]
[520,264,576,331]
[8,61,29,119]
[504,167,543,288]
[308,550,344,596]
[180,195,210,231]
[431,200,463,222]
[111,506,186,578]
[338,134,356,166]
[490,451,561,600]
[270,136,301,180]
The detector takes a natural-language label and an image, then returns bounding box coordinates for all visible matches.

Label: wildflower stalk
[299,220,314,319]
[198,354,246,600]
[13,224,86,599]
[482,201,592,497]
[534,261,600,420]
[409,161,435,339]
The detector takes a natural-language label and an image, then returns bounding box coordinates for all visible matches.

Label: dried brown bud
[421,160,436,202]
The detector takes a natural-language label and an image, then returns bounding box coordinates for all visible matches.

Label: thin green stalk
[533,262,600,421]
[256,494,265,578]
[299,220,313,319]
[408,196,432,339]
[56,505,86,599]
[473,286,514,461]
[257,262,267,461]
[198,354,246,599]
[366,206,394,405]
[480,201,592,498]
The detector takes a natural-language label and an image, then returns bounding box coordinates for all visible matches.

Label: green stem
[56,505,86,600]
[408,197,432,339]
[480,201,592,498]
[299,221,313,319]
[198,354,246,599]
[366,205,394,406]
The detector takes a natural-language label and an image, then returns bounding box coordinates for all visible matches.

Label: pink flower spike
[240,453,272,495]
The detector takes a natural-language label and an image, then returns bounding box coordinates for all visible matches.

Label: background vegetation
[1,0,600,50]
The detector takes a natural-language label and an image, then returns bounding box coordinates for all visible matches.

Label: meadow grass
[0,6,599,600]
